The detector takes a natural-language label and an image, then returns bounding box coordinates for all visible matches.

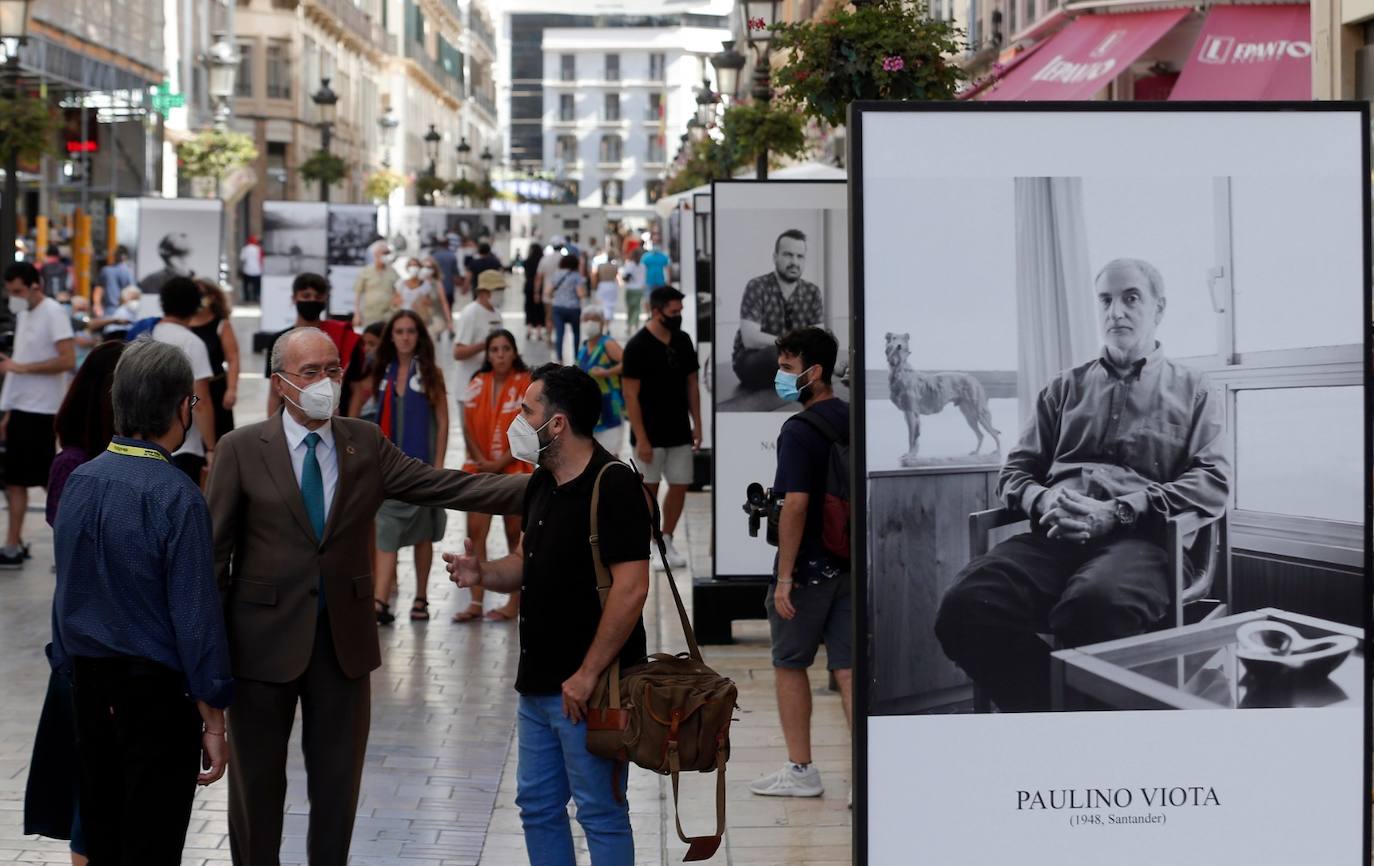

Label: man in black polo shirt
[444,363,650,866]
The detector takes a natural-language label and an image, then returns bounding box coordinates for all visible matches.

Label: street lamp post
[741,0,780,180]
[423,124,441,205]
[455,136,471,205]
[203,35,239,287]
[479,145,493,206]
[378,106,398,168]
[711,40,745,103]
[311,78,338,203]
[0,0,34,267]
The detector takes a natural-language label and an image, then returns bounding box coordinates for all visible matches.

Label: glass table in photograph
[1050,608,1365,711]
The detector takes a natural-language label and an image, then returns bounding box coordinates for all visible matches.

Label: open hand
[443,538,482,588]
[774,580,797,620]
[635,439,653,465]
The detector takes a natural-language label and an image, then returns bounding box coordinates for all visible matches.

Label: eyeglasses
[281,365,345,382]
[186,395,201,411]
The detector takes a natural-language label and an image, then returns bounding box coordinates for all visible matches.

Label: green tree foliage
[769,0,966,128]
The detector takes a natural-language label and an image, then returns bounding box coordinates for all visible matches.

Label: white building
[494,0,731,211]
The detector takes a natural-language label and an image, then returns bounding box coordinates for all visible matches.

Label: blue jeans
[553,306,581,363]
[516,694,633,866]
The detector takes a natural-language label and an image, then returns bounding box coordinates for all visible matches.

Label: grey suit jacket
[207,413,527,682]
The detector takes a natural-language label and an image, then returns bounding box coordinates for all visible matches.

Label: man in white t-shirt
[150,276,217,482]
[0,262,75,567]
[452,269,507,394]
[239,237,263,304]
[535,236,566,344]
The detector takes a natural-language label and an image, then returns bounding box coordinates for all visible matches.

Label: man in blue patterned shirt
[51,338,232,864]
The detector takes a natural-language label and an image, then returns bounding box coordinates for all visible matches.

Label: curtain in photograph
[1013,177,1097,415]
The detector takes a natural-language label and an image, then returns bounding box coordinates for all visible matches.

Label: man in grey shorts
[749,327,852,804]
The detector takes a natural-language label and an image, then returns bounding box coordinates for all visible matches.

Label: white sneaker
[748,763,823,798]
[661,535,687,569]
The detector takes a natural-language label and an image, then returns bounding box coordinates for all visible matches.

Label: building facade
[497,1,731,210]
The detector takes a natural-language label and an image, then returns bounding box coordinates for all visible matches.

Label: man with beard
[445,363,650,866]
[731,229,824,392]
[935,258,1230,713]
[139,233,195,297]
[264,274,365,418]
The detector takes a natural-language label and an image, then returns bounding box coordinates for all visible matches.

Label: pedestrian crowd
[6,220,805,866]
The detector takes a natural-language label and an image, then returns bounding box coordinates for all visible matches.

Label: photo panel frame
[849,102,1370,866]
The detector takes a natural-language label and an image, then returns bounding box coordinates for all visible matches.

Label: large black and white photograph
[261,200,328,274]
[261,201,327,276]
[855,107,1368,866]
[712,183,849,413]
[711,181,849,578]
[327,204,379,266]
[132,198,223,299]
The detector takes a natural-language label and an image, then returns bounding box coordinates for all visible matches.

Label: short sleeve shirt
[731,273,825,364]
[550,270,585,310]
[641,250,670,288]
[622,328,699,448]
[0,297,74,414]
[152,321,214,457]
[516,446,650,695]
[773,397,849,561]
[453,300,506,386]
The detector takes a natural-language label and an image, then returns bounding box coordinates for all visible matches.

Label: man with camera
[749,327,851,803]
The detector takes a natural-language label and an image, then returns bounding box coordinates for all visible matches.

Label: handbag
[585,461,738,862]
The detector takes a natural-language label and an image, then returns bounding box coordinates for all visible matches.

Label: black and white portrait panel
[712,182,850,414]
[327,204,379,266]
[133,198,223,307]
[262,201,327,276]
[856,107,1368,866]
[863,171,1365,719]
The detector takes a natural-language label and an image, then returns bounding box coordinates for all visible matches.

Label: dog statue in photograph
[885,332,1002,466]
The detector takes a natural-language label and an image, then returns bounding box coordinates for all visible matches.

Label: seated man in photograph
[731,229,824,393]
[934,258,1231,713]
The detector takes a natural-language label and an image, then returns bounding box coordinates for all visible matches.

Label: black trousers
[227,613,370,866]
[72,656,202,866]
[935,532,1170,713]
[242,274,261,303]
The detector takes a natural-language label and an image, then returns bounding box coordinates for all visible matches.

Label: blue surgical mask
[774,367,814,403]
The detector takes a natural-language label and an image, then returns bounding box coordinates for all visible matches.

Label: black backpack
[791,407,850,562]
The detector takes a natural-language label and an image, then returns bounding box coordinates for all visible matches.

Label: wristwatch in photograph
[1114,498,1137,528]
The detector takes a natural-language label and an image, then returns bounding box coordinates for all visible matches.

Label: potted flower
[176,128,259,181]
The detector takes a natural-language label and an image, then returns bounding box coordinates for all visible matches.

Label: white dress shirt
[281,409,339,525]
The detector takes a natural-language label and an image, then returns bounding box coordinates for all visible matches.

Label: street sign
[151,81,185,118]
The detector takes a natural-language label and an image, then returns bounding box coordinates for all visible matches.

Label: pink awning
[1169,4,1311,100]
[980,9,1190,101]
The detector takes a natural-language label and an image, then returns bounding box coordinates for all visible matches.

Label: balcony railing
[405,39,462,98]
[473,91,497,118]
[305,0,394,55]
[468,13,496,53]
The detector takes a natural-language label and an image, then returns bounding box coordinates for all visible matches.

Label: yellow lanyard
[106,441,169,462]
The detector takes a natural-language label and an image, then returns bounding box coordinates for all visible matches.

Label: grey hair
[1096,258,1165,299]
[111,338,194,439]
[269,326,337,375]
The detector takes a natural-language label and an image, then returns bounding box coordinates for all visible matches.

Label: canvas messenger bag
[585,461,738,862]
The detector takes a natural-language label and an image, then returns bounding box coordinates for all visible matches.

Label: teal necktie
[302,432,327,609]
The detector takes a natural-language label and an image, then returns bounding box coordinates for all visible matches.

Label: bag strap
[669,740,727,861]
[588,460,705,705]
[792,406,847,446]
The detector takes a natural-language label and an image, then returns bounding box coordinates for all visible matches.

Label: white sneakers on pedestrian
[658,534,687,569]
[748,762,824,798]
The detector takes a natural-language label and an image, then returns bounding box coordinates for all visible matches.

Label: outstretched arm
[378,428,527,514]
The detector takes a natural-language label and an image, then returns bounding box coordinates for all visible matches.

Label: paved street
[0,300,851,864]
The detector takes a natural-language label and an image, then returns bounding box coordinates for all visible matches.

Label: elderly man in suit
[207,327,526,866]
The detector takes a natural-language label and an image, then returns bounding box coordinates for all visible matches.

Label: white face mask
[406,266,420,278]
[584,320,603,339]
[507,414,555,466]
[420,267,435,279]
[8,296,28,316]
[276,374,341,421]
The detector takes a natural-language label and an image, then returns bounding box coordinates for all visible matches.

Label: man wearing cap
[453,269,507,390]
[139,232,195,297]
